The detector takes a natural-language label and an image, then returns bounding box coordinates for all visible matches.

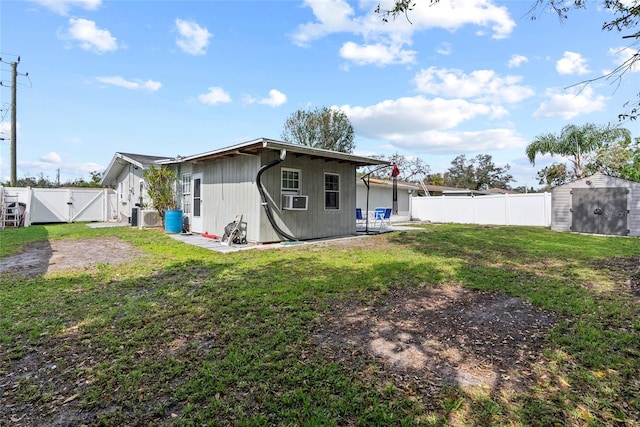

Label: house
[551,172,640,236]
[100,152,170,224]
[101,138,387,243]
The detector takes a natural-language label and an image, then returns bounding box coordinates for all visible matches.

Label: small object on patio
[356,208,365,226]
[202,232,218,240]
[221,215,247,246]
[373,207,392,229]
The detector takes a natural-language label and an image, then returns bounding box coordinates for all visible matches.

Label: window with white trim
[181,173,192,214]
[281,168,301,194]
[324,173,340,210]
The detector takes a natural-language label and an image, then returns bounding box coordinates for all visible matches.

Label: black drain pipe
[256,150,297,242]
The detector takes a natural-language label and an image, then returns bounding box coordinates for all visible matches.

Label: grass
[1,223,639,426]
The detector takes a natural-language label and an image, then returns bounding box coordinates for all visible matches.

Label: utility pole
[1,56,22,186]
[10,59,17,186]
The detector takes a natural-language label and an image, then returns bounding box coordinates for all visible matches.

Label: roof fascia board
[178,138,386,166]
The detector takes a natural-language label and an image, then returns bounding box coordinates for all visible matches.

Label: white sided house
[551,173,640,236]
[101,138,386,243]
[356,178,419,222]
[100,153,170,225]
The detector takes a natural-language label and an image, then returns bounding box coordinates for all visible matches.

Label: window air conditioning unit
[139,209,162,228]
[282,194,308,210]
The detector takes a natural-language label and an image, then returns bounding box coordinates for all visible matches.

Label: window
[324,173,339,210]
[281,168,300,193]
[181,173,192,214]
[182,173,192,195]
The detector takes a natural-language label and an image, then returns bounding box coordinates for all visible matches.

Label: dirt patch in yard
[313,285,557,393]
[0,237,145,276]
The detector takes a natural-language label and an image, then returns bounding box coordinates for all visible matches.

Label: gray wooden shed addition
[551,173,640,236]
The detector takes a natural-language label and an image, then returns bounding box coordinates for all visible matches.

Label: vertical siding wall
[258,151,357,242]
[115,166,147,222]
[195,155,262,242]
[412,193,552,226]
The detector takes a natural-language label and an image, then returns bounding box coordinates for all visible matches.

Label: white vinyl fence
[1,186,117,227]
[411,193,551,227]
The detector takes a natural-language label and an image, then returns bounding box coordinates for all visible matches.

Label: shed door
[571,188,628,236]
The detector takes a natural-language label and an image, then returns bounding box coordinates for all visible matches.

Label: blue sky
[1,0,639,188]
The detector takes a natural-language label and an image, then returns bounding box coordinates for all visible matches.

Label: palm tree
[525,123,631,179]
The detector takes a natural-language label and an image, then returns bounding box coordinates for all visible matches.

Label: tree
[444,154,514,191]
[142,166,177,225]
[2,171,107,188]
[281,106,355,153]
[536,162,571,189]
[585,136,640,181]
[424,172,445,186]
[525,123,631,179]
[360,153,430,181]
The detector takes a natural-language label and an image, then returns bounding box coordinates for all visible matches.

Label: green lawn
[0,223,639,426]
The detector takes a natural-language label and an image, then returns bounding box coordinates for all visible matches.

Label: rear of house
[103,139,386,244]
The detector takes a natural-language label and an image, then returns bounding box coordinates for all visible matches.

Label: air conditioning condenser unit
[282,194,308,210]
[139,209,162,228]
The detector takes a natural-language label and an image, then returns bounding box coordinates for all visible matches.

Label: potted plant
[142,166,181,232]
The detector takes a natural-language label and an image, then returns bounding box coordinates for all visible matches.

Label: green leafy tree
[281,106,355,153]
[585,136,640,182]
[536,162,571,189]
[444,154,514,191]
[6,173,56,188]
[424,172,445,186]
[142,166,177,225]
[526,123,631,179]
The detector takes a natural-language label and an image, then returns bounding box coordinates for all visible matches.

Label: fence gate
[30,188,108,223]
[571,188,628,236]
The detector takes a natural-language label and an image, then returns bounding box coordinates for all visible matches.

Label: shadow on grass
[2,226,638,426]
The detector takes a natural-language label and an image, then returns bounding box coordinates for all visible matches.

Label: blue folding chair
[372,207,386,228]
[356,208,366,226]
[382,208,392,228]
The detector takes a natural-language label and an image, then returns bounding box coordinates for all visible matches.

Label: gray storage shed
[551,173,640,236]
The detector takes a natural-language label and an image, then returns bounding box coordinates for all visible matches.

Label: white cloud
[96,76,162,92]
[608,46,640,73]
[0,121,11,139]
[175,19,212,56]
[31,0,101,16]
[533,86,607,119]
[291,0,515,66]
[413,67,534,104]
[259,89,287,107]
[341,96,497,137]
[556,51,590,75]
[40,152,62,163]
[508,54,528,68]
[291,0,357,47]
[380,128,528,153]
[244,89,288,107]
[60,18,117,53]
[339,41,416,65]
[198,87,231,105]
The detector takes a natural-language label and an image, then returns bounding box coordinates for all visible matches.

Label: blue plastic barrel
[164,209,183,233]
